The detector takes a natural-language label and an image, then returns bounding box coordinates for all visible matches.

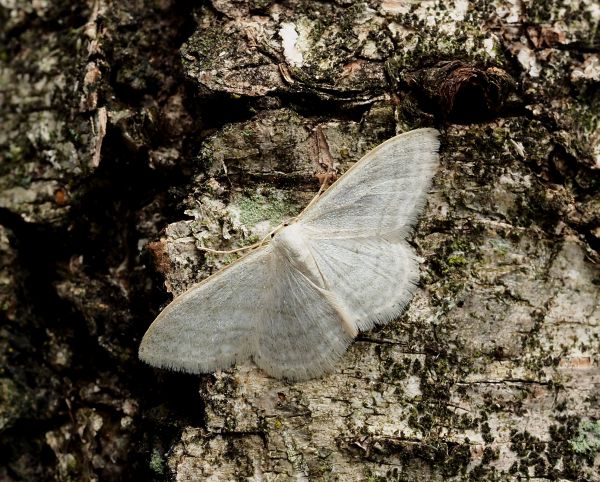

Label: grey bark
[0,0,599,481]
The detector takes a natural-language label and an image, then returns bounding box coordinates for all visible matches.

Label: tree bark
[0,0,599,481]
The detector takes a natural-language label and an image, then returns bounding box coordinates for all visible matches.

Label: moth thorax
[271,223,323,286]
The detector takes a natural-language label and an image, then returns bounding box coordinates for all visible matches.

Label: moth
[139,128,440,381]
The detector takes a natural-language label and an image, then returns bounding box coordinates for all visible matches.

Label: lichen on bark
[1,0,599,481]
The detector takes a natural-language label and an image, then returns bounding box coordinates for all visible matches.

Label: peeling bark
[0,0,599,481]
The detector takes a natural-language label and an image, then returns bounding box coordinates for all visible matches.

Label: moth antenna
[197,223,285,255]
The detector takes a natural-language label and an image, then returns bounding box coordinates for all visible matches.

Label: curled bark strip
[91,107,107,168]
[313,126,337,189]
[403,61,516,122]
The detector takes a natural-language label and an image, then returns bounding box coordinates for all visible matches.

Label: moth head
[271,217,295,238]
[270,221,303,245]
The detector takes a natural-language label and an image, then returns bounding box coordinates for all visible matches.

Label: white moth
[139,128,440,381]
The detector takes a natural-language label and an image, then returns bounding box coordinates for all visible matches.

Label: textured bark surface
[1,0,599,481]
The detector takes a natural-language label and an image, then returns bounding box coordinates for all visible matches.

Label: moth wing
[253,253,355,381]
[139,248,272,374]
[299,128,439,238]
[306,235,419,332]
[140,245,353,381]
